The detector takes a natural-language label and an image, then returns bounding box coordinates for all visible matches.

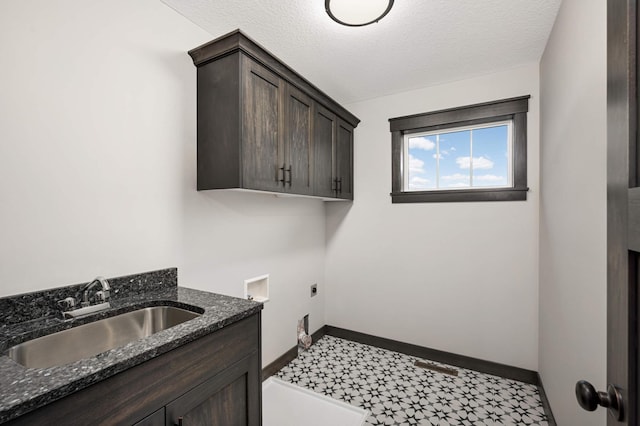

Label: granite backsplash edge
[0,268,178,327]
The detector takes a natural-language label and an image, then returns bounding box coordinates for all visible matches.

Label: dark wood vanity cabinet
[132,408,164,426]
[7,314,262,426]
[166,353,259,425]
[188,29,359,200]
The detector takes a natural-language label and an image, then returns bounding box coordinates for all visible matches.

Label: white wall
[539,0,607,424]
[325,65,540,370]
[0,0,326,367]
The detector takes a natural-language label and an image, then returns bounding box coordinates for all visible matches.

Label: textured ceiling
[163,0,561,105]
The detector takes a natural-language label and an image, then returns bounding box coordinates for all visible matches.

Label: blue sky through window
[406,123,511,191]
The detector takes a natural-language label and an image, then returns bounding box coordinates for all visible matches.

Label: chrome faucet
[57,276,112,319]
[81,276,110,307]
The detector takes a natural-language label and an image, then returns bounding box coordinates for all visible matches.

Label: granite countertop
[0,269,262,424]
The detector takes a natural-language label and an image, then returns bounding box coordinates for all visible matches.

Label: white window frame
[402,120,514,192]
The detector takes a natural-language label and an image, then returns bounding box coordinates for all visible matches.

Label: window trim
[389,95,530,203]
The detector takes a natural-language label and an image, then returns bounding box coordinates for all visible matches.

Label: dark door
[133,408,164,426]
[285,84,313,195]
[166,355,261,426]
[335,120,354,200]
[576,1,639,423]
[241,56,284,192]
[314,103,337,198]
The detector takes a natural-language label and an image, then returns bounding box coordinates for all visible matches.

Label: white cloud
[441,173,469,181]
[473,174,504,182]
[408,155,425,174]
[456,156,494,170]
[409,176,430,189]
[447,182,470,188]
[433,149,448,160]
[408,137,435,151]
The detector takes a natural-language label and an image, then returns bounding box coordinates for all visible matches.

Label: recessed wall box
[244,274,269,303]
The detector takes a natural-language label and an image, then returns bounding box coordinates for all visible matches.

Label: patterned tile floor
[276,336,549,426]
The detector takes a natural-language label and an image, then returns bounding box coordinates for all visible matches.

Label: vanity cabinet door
[133,408,164,426]
[165,354,261,426]
[241,56,285,192]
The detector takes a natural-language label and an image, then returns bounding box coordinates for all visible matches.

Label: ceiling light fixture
[325,0,394,27]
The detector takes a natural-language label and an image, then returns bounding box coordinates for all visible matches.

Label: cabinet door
[241,56,285,192]
[313,104,337,198]
[133,408,164,426]
[284,85,313,195]
[335,119,354,200]
[165,354,261,426]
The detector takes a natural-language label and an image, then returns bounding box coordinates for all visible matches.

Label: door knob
[575,380,623,420]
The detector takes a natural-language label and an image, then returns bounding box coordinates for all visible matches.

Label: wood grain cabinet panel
[241,57,285,192]
[313,105,355,200]
[133,408,164,426]
[166,355,260,426]
[335,119,354,200]
[284,85,313,195]
[313,104,337,198]
[188,29,359,200]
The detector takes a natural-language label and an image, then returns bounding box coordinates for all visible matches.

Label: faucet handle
[57,297,76,311]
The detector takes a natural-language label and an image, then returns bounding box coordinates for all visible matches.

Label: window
[389,96,529,203]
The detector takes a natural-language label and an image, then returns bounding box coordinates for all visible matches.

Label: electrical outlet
[310,283,318,297]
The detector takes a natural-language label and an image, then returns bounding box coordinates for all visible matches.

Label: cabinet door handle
[286,165,292,186]
[175,417,184,426]
[337,178,343,194]
[332,178,338,193]
[279,164,286,186]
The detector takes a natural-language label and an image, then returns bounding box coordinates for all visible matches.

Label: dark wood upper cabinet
[313,104,337,198]
[241,57,285,192]
[312,105,354,200]
[284,84,313,195]
[188,29,360,200]
[335,119,354,200]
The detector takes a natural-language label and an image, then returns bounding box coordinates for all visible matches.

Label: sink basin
[7,306,201,369]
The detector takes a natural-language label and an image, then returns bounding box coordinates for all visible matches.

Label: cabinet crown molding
[189,29,359,128]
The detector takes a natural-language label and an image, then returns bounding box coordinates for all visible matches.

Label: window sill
[390,187,529,203]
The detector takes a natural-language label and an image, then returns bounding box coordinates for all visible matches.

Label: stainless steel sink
[7,306,201,369]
